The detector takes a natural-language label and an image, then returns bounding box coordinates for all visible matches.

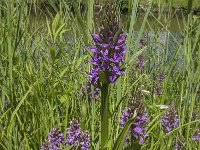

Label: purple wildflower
[65,120,90,150]
[65,120,82,148]
[161,106,179,133]
[120,107,148,144]
[132,114,149,144]
[48,128,64,150]
[120,107,134,126]
[88,17,127,85]
[80,131,90,150]
[192,129,200,141]
[88,67,99,85]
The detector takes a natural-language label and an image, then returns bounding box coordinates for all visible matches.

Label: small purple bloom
[65,120,82,148]
[192,130,200,141]
[161,106,179,133]
[66,120,90,150]
[120,107,148,145]
[120,107,133,126]
[80,131,90,150]
[48,128,64,150]
[132,114,149,144]
[88,67,99,84]
[91,34,103,43]
[90,47,98,53]
[134,127,143,134]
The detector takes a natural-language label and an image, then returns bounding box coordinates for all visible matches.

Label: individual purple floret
[66,120,90,150]
[192,129,200,141]
[88,66,100,85]
[161,106,179,133]
[88,23,127,85]
[48,128,64,150]
[120,107,134,126]
[120,107,149,144]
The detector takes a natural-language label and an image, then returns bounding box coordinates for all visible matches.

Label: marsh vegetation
[0,0,200,150]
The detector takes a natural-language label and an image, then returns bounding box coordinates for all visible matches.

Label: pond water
[29,10,185,69]
[127,14,186,32]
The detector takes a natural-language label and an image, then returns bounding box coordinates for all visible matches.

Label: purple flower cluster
[161,106,179,133]
[192,129,200,141]
[41,120,90,150]
[49,128,65,150]
[120,107,133,126]
[88,32,127,84]
[65,119,81,148]
[80,131,90,150]
[65,120,90,150]
[120,107,149,144]
[40,128,64,150]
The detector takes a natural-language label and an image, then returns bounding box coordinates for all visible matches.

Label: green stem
[101,83,109,149]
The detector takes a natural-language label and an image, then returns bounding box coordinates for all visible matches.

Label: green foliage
[0,0,200,150]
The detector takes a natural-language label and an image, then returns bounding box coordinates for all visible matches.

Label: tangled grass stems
[0,0,200,150]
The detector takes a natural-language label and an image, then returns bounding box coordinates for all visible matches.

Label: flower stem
[101,83,109,149]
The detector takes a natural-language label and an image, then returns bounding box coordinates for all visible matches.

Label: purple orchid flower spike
[120,91,149,145]
[65,120,90,150]
[161,106,179,133]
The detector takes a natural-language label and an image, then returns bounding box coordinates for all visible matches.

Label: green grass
[139,0,200,8]
[26,0,200,9]
[0,0,200,150]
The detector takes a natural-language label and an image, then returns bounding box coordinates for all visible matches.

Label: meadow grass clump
[0,0,200,150]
